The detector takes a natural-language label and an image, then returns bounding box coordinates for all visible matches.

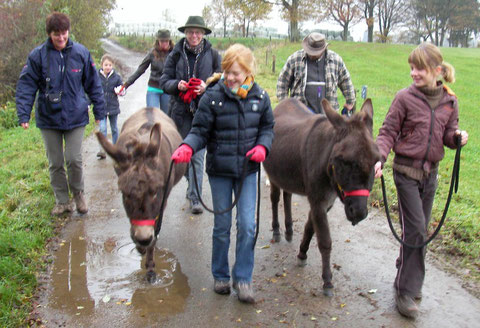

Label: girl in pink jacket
[374,43,468,319]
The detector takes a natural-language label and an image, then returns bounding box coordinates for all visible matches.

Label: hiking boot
[51,202,73,216]
[395,293,419,319]
[97,150,106,159]
[233,282,255,304]
[190,199,203,214]
[74,191,88,214]
[214,280,230,295]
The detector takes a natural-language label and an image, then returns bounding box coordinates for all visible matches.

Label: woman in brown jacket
[374,43,468,319]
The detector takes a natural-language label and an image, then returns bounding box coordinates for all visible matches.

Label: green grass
[0,103,97,327]
[1,39,479,326]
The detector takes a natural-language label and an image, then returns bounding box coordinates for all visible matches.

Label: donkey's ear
[322,99,346,129]
[146,122,162,157]
[360,98,374,133]
[96,131,129,165]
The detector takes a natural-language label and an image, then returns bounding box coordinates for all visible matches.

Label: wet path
[36,39,480,328]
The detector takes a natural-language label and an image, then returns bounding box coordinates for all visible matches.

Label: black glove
[341,106,352,117]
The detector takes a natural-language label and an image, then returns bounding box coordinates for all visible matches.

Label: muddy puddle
[48,218,190,324]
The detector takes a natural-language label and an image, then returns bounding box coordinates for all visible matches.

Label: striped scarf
[225,75,254,99]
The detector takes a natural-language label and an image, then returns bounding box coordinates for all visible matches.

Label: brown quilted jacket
[376,82,459,173]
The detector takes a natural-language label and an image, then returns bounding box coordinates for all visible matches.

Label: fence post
[272,54,276,73]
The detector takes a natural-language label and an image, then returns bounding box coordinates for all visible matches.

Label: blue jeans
[209,172,257,283]
[186,148,205,201]
[99,114,119,144]
[146,91,170,115]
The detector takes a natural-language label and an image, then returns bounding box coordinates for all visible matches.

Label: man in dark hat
[160,16,221,214]
[276,32,355,115]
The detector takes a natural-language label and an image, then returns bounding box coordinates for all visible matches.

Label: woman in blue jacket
[16,12,105,216]
[171,44,274,304]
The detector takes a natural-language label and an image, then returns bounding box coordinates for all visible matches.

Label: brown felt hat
[302,32,328,57]
[178,16,212,35]
[156,29,171,40]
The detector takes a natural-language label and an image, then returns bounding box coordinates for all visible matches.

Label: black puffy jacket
[183,81,275,178]
[159,38,221,138]
[98,69,122,116]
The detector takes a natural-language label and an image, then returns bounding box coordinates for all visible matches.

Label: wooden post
[272,54,276,73]
[265,49,269,66]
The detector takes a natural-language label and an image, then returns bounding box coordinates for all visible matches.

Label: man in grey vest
[277,32,355,114]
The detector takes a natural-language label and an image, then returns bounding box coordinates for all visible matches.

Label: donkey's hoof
[285,232,293,242]
[146,271,157,283]
[297,257,307,267]
[272,233,281,243]
[323,287,334,297]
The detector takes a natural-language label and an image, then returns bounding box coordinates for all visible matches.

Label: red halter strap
[131,219,156,226]
[342,189,370,198]
[331,165,371,200]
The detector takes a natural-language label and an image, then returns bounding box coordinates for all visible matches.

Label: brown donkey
[96,107,186,282]
[263,98,380,296]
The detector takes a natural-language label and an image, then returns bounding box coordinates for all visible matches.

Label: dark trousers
[393,169,438,297]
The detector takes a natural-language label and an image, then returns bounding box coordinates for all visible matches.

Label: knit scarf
[225,75,254,99]
[184,39,204,55]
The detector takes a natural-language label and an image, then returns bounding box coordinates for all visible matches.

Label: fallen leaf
[202,288,207,291]
[75,313,80,316]
[311,316,317,321]
[125,302,132,306]
[256,309,262,314]
[340,303,346,308]
[79,236,85,240]
[260,245,270,249]
[237,318,242,322]
[270,278,277,283]
[345,239,351,243]
[79,262,86,266]
[368,289,377,294]
[76,306,84,310]
[102,295,111,303]
[331,317,338,321]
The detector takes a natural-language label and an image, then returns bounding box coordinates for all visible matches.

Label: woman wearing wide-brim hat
[123,29,174,114]
[160,16,221,215]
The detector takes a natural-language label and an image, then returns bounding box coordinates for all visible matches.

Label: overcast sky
[110,0,365,41]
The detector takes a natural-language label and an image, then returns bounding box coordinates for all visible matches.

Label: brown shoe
[395,293,419,319]
[97,151,106,159]
[233,282,255,304]
[74,191,88,214]
[214,280,230,295]
[51,202,74,216]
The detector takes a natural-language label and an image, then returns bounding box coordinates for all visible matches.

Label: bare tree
[320,0,362,41]
[358,0,378,42]
[212,0,231,37]
[278,0,317,42]
[377,0,407,43]
[230,0,272,37]
[448,0,480,47]
[412,0,459,46]
[202,5,216,33]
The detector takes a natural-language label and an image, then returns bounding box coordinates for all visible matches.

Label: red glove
[179,78,203,104]
[171,144,193,163]
[246,145,266,163]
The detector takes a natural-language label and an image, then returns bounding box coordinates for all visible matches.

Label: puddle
[50,220,190,319]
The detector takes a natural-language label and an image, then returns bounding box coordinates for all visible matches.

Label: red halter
[331,165,371,200]
[130,219,156,226]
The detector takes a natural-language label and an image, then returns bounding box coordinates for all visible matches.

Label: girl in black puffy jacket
[97,54,123,159]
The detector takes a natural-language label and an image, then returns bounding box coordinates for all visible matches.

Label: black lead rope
[155,160,175,237]
[381,136,462,249]
[190,155,262,249]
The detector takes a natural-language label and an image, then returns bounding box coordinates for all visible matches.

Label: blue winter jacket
[16,38,105,130]
[183,81,275,178]
[98,69,122,116]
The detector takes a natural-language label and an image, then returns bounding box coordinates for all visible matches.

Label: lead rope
[155,160,175,237]
[381,136,462,249]
[190,154,261,249]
